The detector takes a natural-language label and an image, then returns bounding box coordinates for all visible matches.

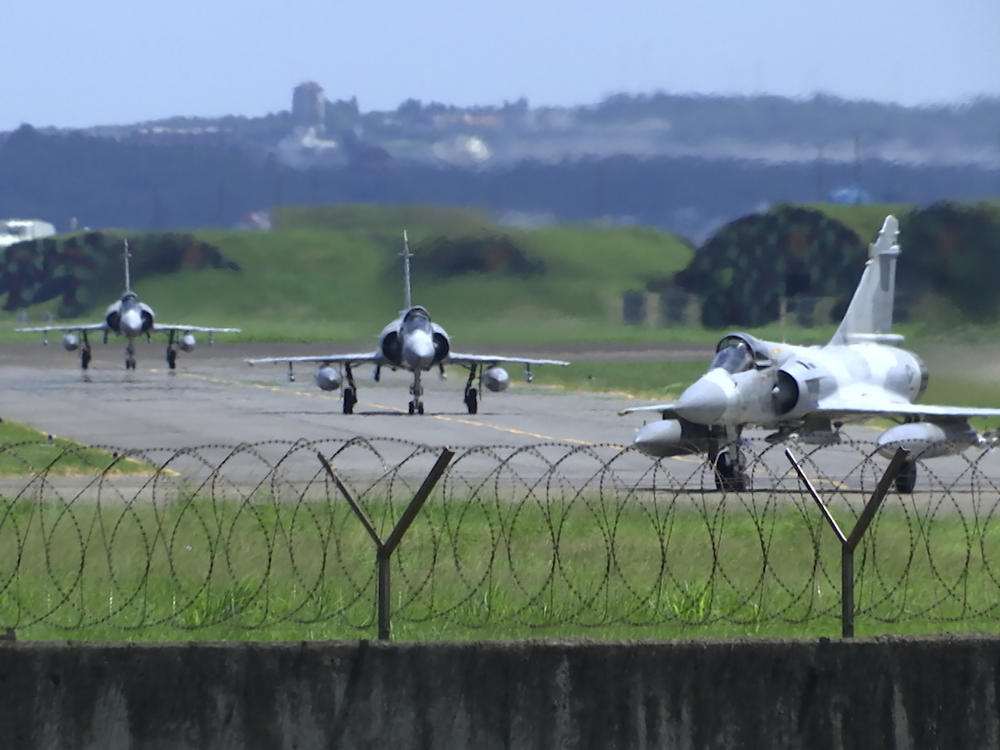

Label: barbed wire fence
[2,435,1000,640]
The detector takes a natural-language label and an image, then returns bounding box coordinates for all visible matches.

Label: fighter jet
[246,230,569,415]
[621,215,1000,493]
[17,239,240,370]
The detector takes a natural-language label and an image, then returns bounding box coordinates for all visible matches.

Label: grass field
[0,419,153,477]
[4,203,1000,643]
[1,495,996,642]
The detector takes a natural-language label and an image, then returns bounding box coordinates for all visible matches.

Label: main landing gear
[463,365,479,415]
[895,458,917,494]
[79,331,92,370]
[166,331,178,369]
[710,440,749,493]
[343,363,358,414]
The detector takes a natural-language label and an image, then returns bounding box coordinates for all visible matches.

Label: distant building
[0,218,55,248]
[292,81,326,133]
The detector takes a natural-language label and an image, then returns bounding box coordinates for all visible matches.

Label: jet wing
[154,324,241,333]
[16,323,107,333]
[814,389,1000,421]
[245,352,383,366]
[619,403,680,417]
[446,352,570,367]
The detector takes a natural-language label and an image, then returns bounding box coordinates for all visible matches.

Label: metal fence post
[786,447,909,638]
[318,449,455,641]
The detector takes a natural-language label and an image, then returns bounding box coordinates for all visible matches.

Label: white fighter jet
[621,215,1000,493]
[246,231,569,415]
[17,239,240,370]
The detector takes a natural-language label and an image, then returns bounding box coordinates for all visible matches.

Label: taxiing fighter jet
[246,231,569,415]
[621,215,1000,493]
[17,239,240,370]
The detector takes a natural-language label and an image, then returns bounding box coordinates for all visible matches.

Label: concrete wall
[0,636,997,749]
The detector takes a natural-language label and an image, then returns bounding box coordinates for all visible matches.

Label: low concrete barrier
[1,636,997,749]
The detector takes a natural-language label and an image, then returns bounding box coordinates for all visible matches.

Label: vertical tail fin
[829,215,901,345]
[401,229,412,309]
[122,238,132,293]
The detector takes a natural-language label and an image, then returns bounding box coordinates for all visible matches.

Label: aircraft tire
[418,402,424,415]
[465,388,478,415]
[81,350,91,370]
[895,459,917,494]
[126,358,136,370]
[167,348,177,369]
[714,452,747,492]
[343,388,355,414]
[408,401,415,415]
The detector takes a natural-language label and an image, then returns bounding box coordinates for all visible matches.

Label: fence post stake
[786,447,909,638]
[319,449,455,641]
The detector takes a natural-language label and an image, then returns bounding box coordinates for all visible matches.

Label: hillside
[2,206,694,344]
[5,201,999,345]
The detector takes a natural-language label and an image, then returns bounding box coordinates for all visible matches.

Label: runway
[1,341,998,501]
[0,342,631,449]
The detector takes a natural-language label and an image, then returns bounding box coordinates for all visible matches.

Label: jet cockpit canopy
[402,306,432,333]
[711,336,754,374]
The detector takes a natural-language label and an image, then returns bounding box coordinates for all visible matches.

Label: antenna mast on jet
[122,239,132,293]
[401,229,412,308]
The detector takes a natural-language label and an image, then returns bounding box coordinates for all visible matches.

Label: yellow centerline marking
[150,370,853,485]
[161,370,619,447]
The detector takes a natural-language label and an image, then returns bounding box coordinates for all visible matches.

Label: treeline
[0,231,238,317]
[672,202,1000,327]
[1,125,997,236]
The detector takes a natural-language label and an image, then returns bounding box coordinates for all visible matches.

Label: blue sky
[3,0,998,130]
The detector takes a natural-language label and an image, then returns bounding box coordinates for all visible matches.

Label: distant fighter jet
[17,239,240,370]
[621,215,1000,493]
[246,230,569,415]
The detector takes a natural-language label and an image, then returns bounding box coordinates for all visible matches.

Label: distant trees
[669,202,1000,328]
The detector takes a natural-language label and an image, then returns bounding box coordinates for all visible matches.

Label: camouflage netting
[411,234,546,278]
[898,201,1000,322]
[673,204,866,328]
[672,201,1000,328]
[0,232,240,317]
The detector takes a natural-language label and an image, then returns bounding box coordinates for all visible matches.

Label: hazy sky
[4,0,998,130]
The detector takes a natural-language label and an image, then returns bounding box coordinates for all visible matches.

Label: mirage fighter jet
[621,215,1000,493]
[17,239,240,370]
[246,230,569,415]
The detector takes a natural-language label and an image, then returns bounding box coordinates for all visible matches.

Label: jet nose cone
[120,309,143,336]
[674,375,730,424]
[403,332,436,369]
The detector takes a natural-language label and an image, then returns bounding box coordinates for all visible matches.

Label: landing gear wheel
[714,451,748,492]
[166,348,177,369]
[418,402,424,415]
[895,459,917,494]
[126,357,136,370]
[342,387,356,415]
[408,400,416,415]
[81,349,91,370]
[465,388,478,415]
